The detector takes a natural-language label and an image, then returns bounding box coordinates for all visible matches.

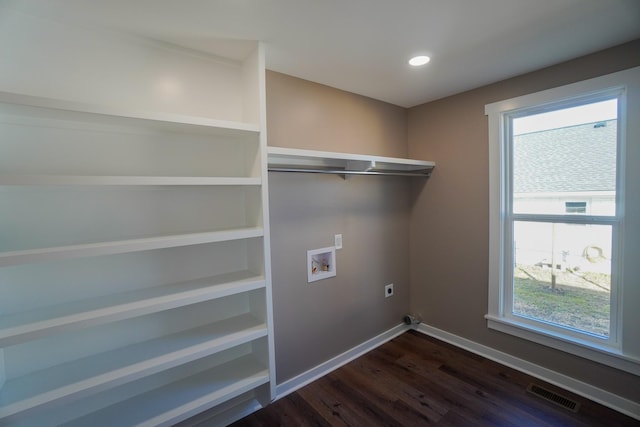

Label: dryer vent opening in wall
[403,313,422,325]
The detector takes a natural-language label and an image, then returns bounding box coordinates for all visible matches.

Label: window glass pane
[512,99,617,215]
[513,221,612,337]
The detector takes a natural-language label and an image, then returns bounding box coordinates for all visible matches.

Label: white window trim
[485,67,640,376]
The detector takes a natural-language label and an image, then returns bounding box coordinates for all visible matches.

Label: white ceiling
[4,0,640,107]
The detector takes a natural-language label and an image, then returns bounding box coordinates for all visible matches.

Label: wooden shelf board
[0,271,266,347]
[0,314,267,421]
[0,175,262,186]
[0,91,260,136]
[0,227,264,267]
[174,391,263,427]
[61,356,268,427]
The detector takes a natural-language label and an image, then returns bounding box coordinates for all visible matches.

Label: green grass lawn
[513,265,610,337]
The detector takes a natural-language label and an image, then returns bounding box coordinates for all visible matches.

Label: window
[510,98,618,341]
[565,202,587,214]
[485,67,640,374]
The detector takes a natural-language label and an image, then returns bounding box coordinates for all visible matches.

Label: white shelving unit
[0,43,274,426]
[267,146,435,177]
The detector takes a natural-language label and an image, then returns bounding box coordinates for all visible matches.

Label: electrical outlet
[385,283,394,298]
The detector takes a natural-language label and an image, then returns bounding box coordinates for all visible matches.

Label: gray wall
[266,71,412,383]
[408,39,640,402]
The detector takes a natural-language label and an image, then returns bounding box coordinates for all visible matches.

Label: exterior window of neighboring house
[485,67,640,374]
[565,202,587,214]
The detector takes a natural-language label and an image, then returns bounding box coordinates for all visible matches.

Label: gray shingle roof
[513,120,617,193]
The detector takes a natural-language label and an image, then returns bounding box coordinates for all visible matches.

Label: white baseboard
[414,323,640,421]
[275,323,409,399]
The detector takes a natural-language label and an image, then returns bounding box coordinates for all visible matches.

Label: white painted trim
[414,323,640,421]
[485,315,640,375]
[275,323,409,400]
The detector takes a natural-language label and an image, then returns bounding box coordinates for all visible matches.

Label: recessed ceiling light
[409,55,431,66]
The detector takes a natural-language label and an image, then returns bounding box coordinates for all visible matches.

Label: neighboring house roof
[513,119,617,193]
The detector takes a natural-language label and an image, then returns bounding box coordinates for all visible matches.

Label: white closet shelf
[0,314,268,421]
[0,271,266,348]
[0,36,273,426]
[0,175,262,186]
[0,227,264,267]
[61,356,269,427]
[267,146,435,177]
[176,391,263,427]
[0,91,260,136]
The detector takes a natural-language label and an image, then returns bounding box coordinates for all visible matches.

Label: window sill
[485,314,640,376]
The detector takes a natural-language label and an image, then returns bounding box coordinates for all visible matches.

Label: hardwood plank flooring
[230,331,638,426]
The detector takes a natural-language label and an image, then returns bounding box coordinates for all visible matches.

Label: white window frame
[485,67,640,375]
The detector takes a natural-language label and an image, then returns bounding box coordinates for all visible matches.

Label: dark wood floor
[232,330,638,426]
